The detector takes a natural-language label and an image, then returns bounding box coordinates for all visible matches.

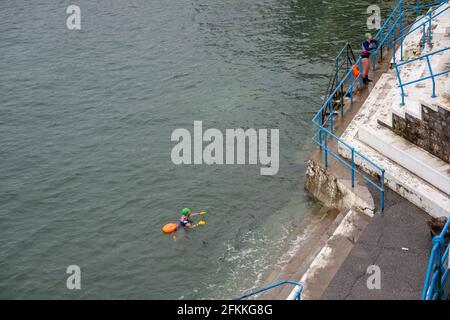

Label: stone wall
[391,104,450,164]
[304,159,374,217]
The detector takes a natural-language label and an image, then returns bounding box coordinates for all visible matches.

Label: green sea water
[0,0,397,299]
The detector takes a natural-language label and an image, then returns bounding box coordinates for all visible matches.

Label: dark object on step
[427,216,449,244]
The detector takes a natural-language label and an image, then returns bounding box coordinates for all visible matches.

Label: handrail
[404,0,447,13]
[312,56,362,128]
[320,43,359,126]
[393,46,450,105]
[398,1,448,38]
[234,281,304,300]
[372,0,448,65]
[393,2,449,47]
[310,0,448,215]
[315,0,423,129]
[373,0,403,51]
[422,218,450,300]
[335,42,357,68]
[371,0,404,62]
[312,128,385,210]
[311,51,385,209]
[316,127,384,173]
[396,45,449,66]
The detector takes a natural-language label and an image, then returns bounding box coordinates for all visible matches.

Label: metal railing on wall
[310,0,449,212]
[371,0,448,66]
[422,218,450,300]
[312,127,385,210]
[392,1,449,61]
[234,1,449,301]
[394,46,450,105]
[234,281,304,300]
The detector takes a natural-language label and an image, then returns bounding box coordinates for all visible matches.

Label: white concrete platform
[358,123,450,195]
[387,2,450,124]
[339,134,450,218]
[338,2,450,218]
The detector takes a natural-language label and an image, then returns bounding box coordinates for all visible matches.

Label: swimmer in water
[177,208,205,229]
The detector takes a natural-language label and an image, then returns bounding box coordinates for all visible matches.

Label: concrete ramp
[321,189,432,300]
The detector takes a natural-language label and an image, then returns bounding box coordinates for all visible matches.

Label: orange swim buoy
[162,222,177,234]
[352,65,360,78]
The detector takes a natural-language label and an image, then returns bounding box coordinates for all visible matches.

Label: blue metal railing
[334,42,357,86]
[312,127,385,210]
[371,0,404,68]
[392,2,449,60]
[310,0,448,212]
[370,1,448,66]
[394,46,450,105]
[321,43,358,119]
[235,281,304,300]
[422,218,450,300]
[399,1,449,41]
[312,55,363,132]
[312,50,381,210]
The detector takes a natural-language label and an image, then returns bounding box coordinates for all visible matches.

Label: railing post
[350,72,354,104]
[359,58,363,90]
[335,61,339,86]
[392,25,397,65]
[372,51,377,72]
[324,130,328,168]
[425,56,437,98]
[346,49,350,74]
[422,24,426,48]
[422,247,437,300]
[431,237,443,299]
[400,0,404,61]
[428,11,432,46]
[386,19,391,50]
[329,99,333,132]
[380,169,385,212]
[394,64,405,106]
[393,14,397,57]
[318,116,323,148]
[351,148,355,188]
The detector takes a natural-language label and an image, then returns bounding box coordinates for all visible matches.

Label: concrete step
[340,73,395,144]
[338,136,450,218]
[383,4,450,126]
[391,13,426,65]
[377,99,444,133]
[338,1,450,218]
[357,122,450,195]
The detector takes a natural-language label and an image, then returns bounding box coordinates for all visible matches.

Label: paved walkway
[321,188,432,300]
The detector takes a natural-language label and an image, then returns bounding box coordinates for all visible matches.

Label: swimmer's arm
[186,222,201,228]
[189,211,207,217]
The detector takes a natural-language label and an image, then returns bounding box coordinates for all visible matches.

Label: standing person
[361,33,379,84]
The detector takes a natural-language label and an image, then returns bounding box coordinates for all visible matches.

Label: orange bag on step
[352,65,360,78]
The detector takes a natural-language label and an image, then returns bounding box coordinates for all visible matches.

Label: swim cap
[182,208,190,215]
